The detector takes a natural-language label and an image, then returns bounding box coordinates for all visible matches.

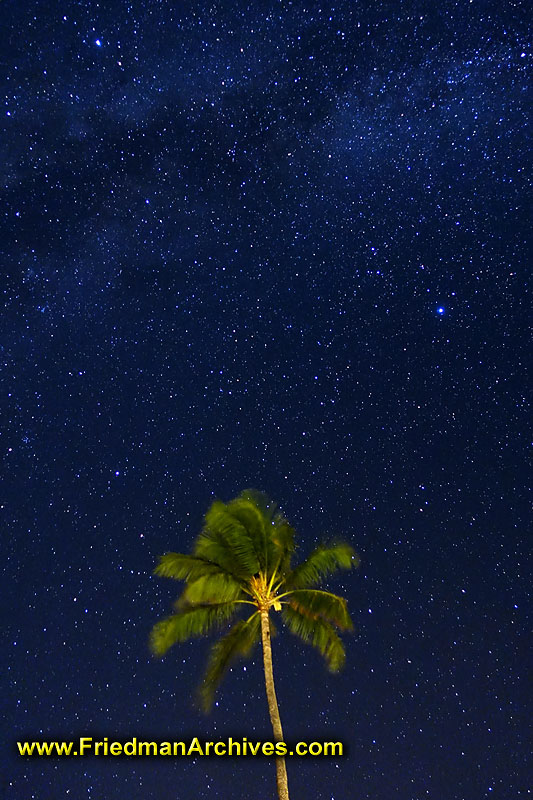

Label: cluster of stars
[2,0,528,798]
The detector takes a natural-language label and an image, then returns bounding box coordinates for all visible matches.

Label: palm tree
[150,490,359,800]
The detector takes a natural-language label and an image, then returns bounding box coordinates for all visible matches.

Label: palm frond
[150,602,237,657]
[286,589,353,630]
[195,501,260,577]
[281,605,346,672]
[239,489,278,526]
[225,494,274,574]
[271,517,296,577]
[176,572,246,607]
[197,613,261,712]
[154,553,227,582]
[285,542,359,589]
[188,534,245,581]
[236,490,298,580]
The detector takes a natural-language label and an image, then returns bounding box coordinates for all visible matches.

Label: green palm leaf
[198,613,261,712]
[176,572,246,607]
[285,542,358,589]
[239,489,278,527]
[195,501,260,577]
[225,494,274,574]
[281,604,346,672]
[286,589,353,631]
[150,602,237,656]
[271,518,296,577]
[154,553,228,582]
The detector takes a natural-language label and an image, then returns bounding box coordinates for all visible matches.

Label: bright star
[95,39,102,47]
[436,306,445,315]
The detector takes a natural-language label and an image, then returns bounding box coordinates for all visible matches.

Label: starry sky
[2,1,530,798]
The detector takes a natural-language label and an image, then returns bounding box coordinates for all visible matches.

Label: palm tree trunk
[260,607,290,800]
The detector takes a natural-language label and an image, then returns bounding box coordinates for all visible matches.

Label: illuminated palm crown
[150,489,359,711]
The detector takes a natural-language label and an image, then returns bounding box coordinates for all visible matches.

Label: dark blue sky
[2,1,529,798]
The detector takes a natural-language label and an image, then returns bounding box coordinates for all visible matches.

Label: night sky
[2,1,530,798]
